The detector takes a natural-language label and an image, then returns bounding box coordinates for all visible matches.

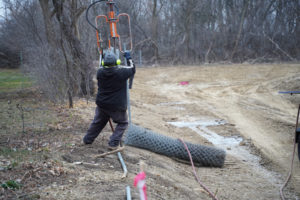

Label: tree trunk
[52,0,94,97]
[230,0,249,61]
[39,0,56,46]
[59,32,74,108]
[151,0,160,63]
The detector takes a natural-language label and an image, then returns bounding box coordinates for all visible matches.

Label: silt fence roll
[124,124,226,167]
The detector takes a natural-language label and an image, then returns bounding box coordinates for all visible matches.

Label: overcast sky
[0,1,4,18]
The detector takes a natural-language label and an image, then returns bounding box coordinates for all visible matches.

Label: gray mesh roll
[124,124,226,167]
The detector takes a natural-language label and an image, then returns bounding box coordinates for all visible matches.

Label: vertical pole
[99,54,102,68]
[113,38,116,53]
[20,51,23,89]
[124,44,132,125]
[126,186,132,200]
[127,77,132,124]
[20,51,23,66]
[139,49,142,65]
[123,43,127,63]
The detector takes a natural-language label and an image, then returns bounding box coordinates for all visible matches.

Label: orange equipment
[86,0,132,54]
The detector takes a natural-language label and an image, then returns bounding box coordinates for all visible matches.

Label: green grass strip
[0,69,32,92]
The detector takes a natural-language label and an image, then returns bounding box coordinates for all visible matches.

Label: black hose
[297,128,300,161]
[86,0,120,31]
[86,0,107,32]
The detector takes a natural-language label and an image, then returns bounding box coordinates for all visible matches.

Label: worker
[83,50,135,150]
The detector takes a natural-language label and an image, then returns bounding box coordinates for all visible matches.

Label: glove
[123,51,132,60]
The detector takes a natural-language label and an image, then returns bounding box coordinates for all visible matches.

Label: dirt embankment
[128,63,300,199]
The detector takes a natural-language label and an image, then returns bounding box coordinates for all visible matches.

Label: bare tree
[1,0,300,77]
[37,0,94,107]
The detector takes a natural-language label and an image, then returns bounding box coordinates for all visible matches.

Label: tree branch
[265,34,295,61]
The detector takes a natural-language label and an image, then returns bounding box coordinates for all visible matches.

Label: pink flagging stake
[134,171,147,200]
[180,81,189,85]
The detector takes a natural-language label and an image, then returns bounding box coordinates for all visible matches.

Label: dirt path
[128,63,300,199]
[18,63,299,200]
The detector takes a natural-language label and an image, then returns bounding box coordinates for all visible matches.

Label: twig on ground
[93,146,125,159]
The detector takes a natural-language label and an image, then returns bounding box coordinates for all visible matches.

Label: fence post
[123,43,127,64]
[139,49,142,65]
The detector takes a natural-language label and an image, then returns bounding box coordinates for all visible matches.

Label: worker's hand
[123,51,132,60]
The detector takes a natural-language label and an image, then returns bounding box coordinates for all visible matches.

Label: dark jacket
[96,59,135,111]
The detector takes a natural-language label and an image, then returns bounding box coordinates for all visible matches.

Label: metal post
[123,43,127,64]
[126,186,132,200]
[139,49,142,65]
[99,54,102,68]
[127,81,131,124]
[20,51,23,66]
[124,43,132,124]
[118,152,128,178]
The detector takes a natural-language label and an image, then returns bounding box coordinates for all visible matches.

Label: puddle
[157,102,186,111]
[168,119,247,159]
[173,107,185,110]
[168,118,282,185]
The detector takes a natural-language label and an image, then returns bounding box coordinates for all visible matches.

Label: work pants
[83,106,128,147]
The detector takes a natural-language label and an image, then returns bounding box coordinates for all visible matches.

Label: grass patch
[0,97,59,136]
[0,146,50,164]
[1,180,22,190]
[0,69,32,92]
[0,147,32,160]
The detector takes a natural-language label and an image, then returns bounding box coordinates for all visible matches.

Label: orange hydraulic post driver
[85,0,134,148]
[86,0,132,56]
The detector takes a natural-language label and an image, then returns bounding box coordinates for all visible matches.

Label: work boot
[79,139,92,147]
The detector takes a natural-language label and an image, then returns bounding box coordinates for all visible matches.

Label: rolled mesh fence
[124,124,226,167]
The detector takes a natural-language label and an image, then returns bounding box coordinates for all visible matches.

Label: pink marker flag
[134,172,147,200]
[180,81,189,85]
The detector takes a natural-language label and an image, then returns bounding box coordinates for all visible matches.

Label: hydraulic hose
[86,0,120,31]
[86,0,106,32]
[280,104,300,200]
[179,138,219,200]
